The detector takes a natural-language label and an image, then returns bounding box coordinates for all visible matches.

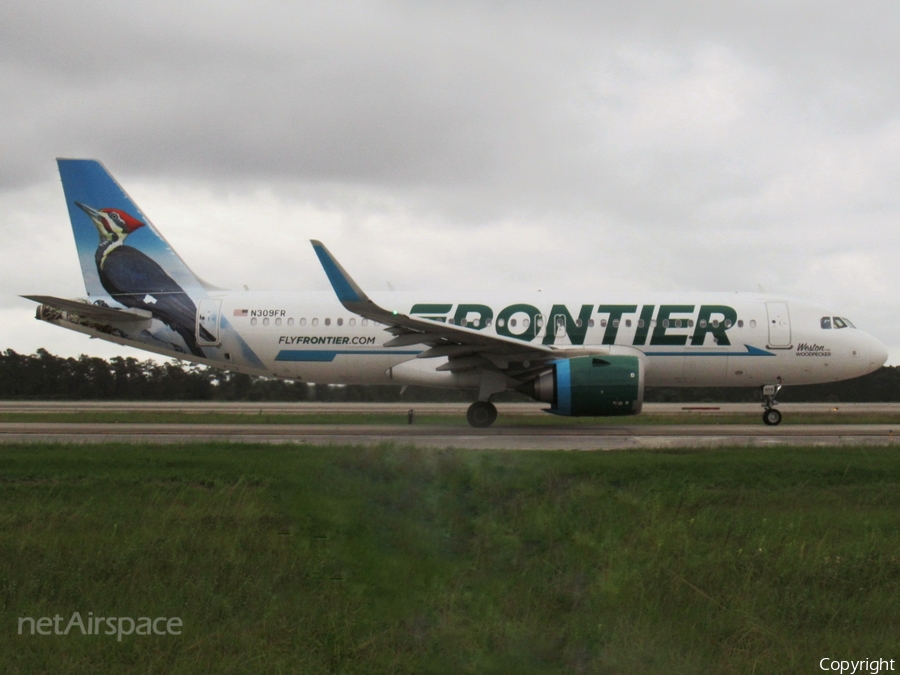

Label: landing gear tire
[467,401,498,428]
[761,383,783,427]
[763,408,782,426]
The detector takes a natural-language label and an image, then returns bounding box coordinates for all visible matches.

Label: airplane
[24,159,889,427]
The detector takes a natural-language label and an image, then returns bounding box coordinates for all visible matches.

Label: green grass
[1,444,899,673]
[2,410,900,425]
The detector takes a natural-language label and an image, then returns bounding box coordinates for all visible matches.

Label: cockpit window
[820,317,831,329]
[843,317,856,328]
[833,317,848,329]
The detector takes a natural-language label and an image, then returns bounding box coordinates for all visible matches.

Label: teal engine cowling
[522,355,644,417]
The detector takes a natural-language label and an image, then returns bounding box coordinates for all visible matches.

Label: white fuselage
[88,290,884,389]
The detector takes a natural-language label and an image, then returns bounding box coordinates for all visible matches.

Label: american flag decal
[234,309,248,317]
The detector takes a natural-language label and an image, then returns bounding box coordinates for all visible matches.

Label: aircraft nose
[870,335,889,369]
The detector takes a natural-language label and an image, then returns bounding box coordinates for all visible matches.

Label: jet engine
[519,355,644,417]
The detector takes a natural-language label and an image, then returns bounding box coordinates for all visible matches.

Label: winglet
[310,240,371,306]
[307,240,558,359]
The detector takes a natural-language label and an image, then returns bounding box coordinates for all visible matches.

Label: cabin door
[197,298,222,346]
[765,302,792,348]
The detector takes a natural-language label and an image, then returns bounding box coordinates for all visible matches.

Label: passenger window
[575,319,583,328]
[498,318,506,327]
[337,318,343,326]
[275,318,282,326]
[589,319,595,328]
[625,319,632,328]
[250,317,257,326]
[361,319,368,326]
[637,319,644,328]
[821,317,832,329]
[349,318,356,326]
[737,320,743,328]
[300,318,307,326]
[263,318,270,326]
[725,320,732,328]
[833,317,847,329]
[749,320,756,328]
[613,319,620,328]
[699,320,707,328]
[312,318,319,326]
[287,317,294,326]
[523,318,530,328]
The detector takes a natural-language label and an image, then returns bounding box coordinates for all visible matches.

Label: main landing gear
[761,383,783,426]
[467,401,498,428]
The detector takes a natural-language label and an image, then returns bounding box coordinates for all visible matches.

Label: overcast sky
[3,0,900,364]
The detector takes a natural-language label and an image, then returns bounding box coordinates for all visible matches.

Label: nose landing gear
[467,400,498,428]
[761,383,783,426]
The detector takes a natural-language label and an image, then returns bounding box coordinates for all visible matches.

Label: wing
[310,240,608,383]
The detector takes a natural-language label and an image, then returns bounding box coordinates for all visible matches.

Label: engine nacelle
[523,355,644,417]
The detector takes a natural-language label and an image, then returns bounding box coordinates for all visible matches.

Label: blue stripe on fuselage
[275,349,420,362]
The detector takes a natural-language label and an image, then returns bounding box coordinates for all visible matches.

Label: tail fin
[57,159,209,298]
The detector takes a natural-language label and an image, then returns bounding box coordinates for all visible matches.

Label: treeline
[645,365,900,403]
[0,349,468,402]
[2,348,900,402]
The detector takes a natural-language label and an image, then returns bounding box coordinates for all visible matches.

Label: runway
[2,401,899,449]
[1,424,898,449]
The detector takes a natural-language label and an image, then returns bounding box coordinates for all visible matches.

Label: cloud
[2,1,899,363]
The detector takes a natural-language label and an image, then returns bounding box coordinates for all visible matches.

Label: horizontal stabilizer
[22,295,153,323]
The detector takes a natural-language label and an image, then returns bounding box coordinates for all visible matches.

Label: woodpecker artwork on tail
[75,201,213,356]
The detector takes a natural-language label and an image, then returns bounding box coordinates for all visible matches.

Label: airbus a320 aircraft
[25,159,888,427]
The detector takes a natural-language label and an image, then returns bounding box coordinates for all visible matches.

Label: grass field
[2,443,898,673]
